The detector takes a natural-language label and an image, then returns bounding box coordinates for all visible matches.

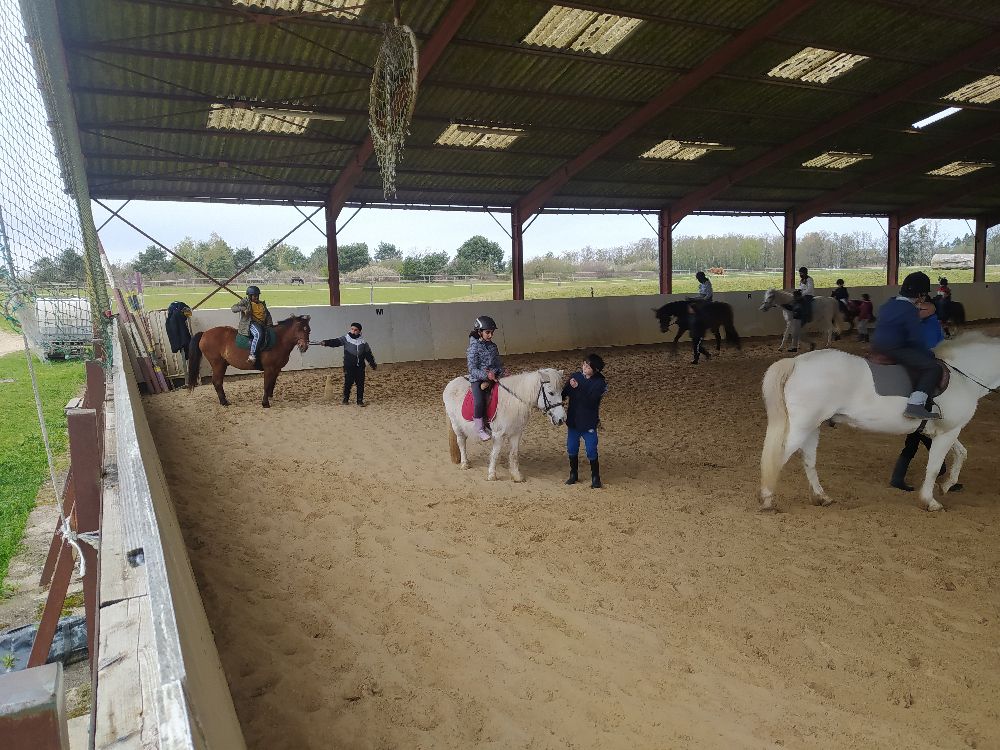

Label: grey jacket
[231,297,273,337]
[467,336,503,381]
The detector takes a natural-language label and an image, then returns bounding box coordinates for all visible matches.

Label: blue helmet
[246,285,261,297]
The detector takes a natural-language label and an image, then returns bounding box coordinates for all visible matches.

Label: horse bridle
[946,363,1000,394]
[492,373,562,414]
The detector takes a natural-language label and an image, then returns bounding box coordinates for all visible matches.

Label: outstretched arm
[322,337,345,348]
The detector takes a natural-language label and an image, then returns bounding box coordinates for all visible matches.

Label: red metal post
[974,217,988,284]
[783,211,797,289]
[658,208,672,295]
[325,198,341,306]
[511,206,524,301]
[887,213,900,286]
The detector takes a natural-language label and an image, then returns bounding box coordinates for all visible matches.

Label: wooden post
[658,208,672,295]
[974,217,989,283]
[511,206,525,301]
[0,663,69,750]
[782,211,797,289]
[887,213,900,286]
[325,198,341,306]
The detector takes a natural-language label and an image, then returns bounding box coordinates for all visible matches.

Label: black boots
[566,456,601,488]
[565,455,578,485]
[891,456,949,492]
[590,459,602,489]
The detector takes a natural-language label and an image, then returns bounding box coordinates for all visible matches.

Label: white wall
[188,282,1000,374]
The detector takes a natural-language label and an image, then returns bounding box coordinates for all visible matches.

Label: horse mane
[935,331,997,359]
[275,314,310,327]
[501,369,543,406]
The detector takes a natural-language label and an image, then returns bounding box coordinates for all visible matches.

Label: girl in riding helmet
[231,285,272,363]
[467,315,505,441]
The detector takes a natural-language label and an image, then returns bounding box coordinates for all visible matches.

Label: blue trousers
[567,427,599,461]
[248,322,264,356]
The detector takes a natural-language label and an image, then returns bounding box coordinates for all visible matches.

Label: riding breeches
[471,379,489,419]
[883,347,939,396]
[248,322,264,356]
[567,427,598,461]
[343,365,366,404]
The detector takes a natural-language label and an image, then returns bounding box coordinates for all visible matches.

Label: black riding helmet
[938,277,949,286]
[474,315,498,331]
[899,271,930,298]
[246,285,261,297]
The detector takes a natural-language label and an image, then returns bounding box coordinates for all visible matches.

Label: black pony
[938,298,966,337]
[653,300,741,351]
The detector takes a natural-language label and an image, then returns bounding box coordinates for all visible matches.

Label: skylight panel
[911,107,961,129]
[802,151,872,169]
[944,75,1000,105]
[231,0,366,18]
[768,47,869,84]
[523,6,641,55]
[640,140,734,161]
[435,124,524,150]
[927,161,993,177]
[207,104,310,135]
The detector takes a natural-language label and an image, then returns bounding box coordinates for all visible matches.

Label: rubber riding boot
[474,417,491,441]
[565,455,579,485]
[904,403,941,420]
[889,455,914,492]
[589,459,602,489]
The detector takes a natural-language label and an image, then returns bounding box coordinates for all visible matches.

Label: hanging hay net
[369,22,418,199]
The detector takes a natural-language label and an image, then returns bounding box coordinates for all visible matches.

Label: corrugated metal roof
[50,0,1000,219]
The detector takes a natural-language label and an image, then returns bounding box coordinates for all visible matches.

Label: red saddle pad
[461,384,500,422]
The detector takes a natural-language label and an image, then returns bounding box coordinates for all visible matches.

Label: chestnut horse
[186,315,311,407]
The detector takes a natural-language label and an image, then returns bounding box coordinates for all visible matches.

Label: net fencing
[1,0,109,361]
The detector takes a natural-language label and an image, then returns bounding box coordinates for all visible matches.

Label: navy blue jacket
[872,298,927,353]
[562,372,607,431]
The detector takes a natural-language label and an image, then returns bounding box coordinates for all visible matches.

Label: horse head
[653,303,676,332]
[279,314,311,352]
[537,368,567,426]
[759,288,777,312]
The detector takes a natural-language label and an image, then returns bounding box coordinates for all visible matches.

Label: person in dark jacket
[687,302,712,365]
[855,293,874,343]
[321,322,377,406]
[165,301,192,359]
[831,278,850,314]
[562,353,608,489]
[467,315,505,441]
[871,271,940,420]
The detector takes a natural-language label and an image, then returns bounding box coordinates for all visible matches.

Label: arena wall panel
[187,283,998,375]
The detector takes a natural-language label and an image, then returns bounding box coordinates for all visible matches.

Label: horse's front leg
[507,432,523,482]
[672,326,684,348]
[921,430,961,511]
[939,439,967,493]
[777,321,790,351]
[262,368,279,408]
[486,433,504,481]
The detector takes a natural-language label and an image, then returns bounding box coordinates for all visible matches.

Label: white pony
[444,368,567,481]
[759,289,843,350]
[760,333,1000,512]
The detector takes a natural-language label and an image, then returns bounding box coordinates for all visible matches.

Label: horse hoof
[460,462,469,470]
[262,402,270,409]
[926,499,945,512]
[487,473,497,481]
[511,475,524,483]
[758,504,779,513]
[814,496,834,507]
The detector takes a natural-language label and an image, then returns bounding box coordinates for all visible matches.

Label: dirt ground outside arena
[144,328,1000,750]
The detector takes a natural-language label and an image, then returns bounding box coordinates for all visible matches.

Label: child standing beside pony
[563,353,608,489]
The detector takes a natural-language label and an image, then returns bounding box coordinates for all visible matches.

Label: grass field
[140,266,988,310]
[0,352,86,588]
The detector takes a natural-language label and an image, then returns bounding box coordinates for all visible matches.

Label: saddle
[865,352,950,398]
[461,383,500,423]
[235,327,276,353]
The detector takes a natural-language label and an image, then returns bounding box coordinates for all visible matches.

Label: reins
[946,362,1000,394]
[478,372,562,413]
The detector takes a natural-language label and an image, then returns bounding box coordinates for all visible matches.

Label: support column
[887,213,900,287]
[974,217,989,283]
[511,206,525,301]
[782,211,796,289]
[325,198,341,306]
[658,208,672,295]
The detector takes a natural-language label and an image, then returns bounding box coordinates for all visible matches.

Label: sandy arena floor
[145,331,1000,750]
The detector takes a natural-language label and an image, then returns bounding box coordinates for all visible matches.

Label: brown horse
[186,315,311,407]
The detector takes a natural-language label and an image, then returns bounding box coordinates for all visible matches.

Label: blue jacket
[562,372,607,431]
[467,336,503,381]
[921,314,944,349]
[872,298,927,353]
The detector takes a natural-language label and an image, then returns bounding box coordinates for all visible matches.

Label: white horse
[444,368,566,482]
[759,333,1000,512]
[760,289,843,350]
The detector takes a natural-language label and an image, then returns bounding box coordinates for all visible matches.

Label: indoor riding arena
[5,1,1000,749]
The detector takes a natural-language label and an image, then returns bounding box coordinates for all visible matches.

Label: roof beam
[795,118,1000,225]
[669,32,1000,223]
[327,0,478,217]
[898,171,1000,226]
[513,0,817,219]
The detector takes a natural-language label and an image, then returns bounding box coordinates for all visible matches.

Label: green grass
[140,265,993,310]
[0,352,86,586]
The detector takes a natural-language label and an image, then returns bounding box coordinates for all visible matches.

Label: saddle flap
[460,384,500,423]
[866,357,949,398]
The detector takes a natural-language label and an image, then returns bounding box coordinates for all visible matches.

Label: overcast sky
[93,200,974,264]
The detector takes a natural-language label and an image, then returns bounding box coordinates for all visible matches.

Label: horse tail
[760,357,795,495]
[186,332,204,390]
[724,307,741,350]
[448,421,461,464]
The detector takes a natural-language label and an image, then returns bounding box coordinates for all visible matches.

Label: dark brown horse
[186,315,311,407]
[653,300,741,351]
